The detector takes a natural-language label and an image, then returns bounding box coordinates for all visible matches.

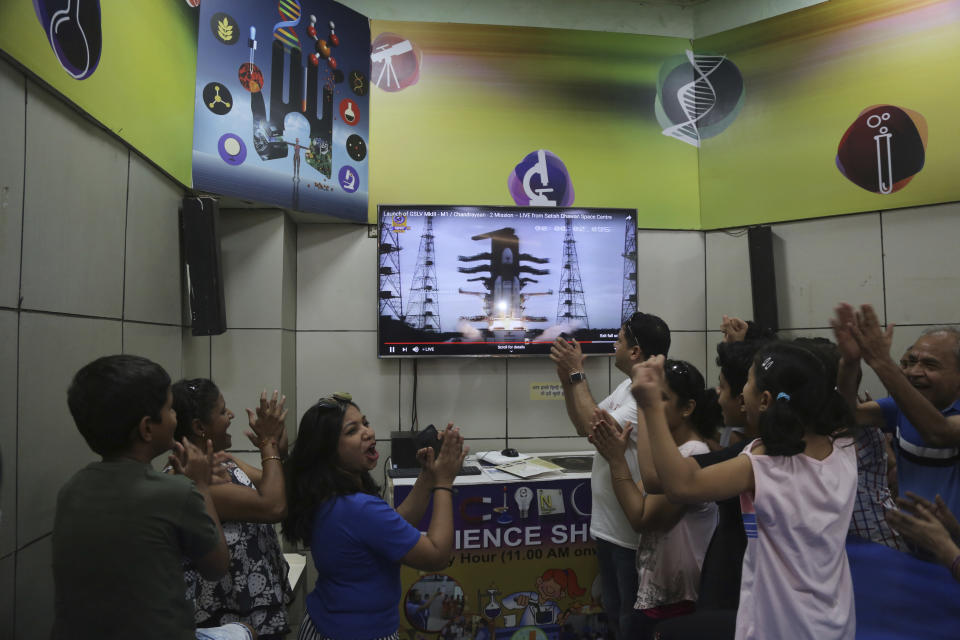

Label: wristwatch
[569,370,586,384]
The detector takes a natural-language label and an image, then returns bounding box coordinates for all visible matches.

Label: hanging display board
[192,0,370,221]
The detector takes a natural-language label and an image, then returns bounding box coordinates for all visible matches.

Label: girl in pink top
[634,342,857,640]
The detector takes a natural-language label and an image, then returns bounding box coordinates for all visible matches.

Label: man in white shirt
[550,312,671,639]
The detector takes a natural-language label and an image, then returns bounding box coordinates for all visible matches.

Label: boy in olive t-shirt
[51,355,246,640]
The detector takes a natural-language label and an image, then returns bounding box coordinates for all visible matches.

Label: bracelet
[432,486,455,494]
[951,553,960,579]
[261,456,283,464]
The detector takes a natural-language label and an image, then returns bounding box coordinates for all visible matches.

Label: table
[388,453,607,640]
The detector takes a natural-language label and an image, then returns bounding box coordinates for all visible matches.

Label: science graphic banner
[368,21,701,229]
[0,1,198,185]
[696,0,960,228]
[394,476,605,640]
[192,0,370,221]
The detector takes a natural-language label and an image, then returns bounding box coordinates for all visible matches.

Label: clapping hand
[899,492,960,541]
[418,423,468,487]
[588,408,632,462]
[244,390,287,449]
[849,304,895,367]
[830,303,861,363]
[887,492,960,565]
[169,437,214,486]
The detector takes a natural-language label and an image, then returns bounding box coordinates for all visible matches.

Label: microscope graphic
[523,150,557,206]
[457,228,552,342]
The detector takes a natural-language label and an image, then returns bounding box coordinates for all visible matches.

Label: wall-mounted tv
[377,205,638,357]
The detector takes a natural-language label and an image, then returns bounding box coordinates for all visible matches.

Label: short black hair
[744,320,778,342]
[716,340,768,396]
[623,312,671,357]
[67,355,171,457]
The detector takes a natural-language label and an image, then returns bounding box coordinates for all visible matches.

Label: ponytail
[753,342,855,457]
[758,392,807,456]
[691,387,722,441]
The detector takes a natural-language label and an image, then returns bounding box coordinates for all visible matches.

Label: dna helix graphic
[662,50,728,148]
[273,0,302,50]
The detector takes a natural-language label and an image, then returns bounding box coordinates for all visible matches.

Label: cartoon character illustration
[405,589,442,631]
[501,569,586,626]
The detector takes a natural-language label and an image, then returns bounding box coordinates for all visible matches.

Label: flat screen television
[377,205,638,357]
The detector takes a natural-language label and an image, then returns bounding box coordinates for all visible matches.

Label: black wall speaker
[180,196,227,336]
[747,225,779,335]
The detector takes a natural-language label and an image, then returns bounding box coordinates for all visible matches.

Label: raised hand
[550,336,586,378]
[169,437,214,487]
[850,304,895,367]
[720,315,748,343]
[589,410,632,462]
[830,303,861,362]
[630,356,666,409]
[244,389,287,448]
[426,423,468,487]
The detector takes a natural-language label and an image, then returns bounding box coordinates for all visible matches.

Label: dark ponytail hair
[753,341,853,456]
[282,396,379,547]
[664,359,721,441]
[171,378,221,441]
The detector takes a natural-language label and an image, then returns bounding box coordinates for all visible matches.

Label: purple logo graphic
[218,133,247,166]
[508,150,574,207]
[338,165,359,193]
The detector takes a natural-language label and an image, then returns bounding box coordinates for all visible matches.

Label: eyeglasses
[316,392,352,409]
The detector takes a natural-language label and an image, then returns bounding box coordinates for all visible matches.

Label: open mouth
[365,442,379,463]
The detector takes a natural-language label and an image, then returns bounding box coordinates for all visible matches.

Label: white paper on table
[475,450,532,466]
[494,457,564,479]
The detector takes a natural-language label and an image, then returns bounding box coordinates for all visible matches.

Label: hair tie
[776,392,791,403]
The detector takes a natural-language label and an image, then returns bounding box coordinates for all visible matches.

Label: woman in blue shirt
[283,393,467,640]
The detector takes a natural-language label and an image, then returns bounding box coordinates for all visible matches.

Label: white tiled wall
[705,229,752,325]
[20,83,128,319]
[770,212,886,330]
[220,210,292,329]
[0,311,17,558]
[1,60,191,637]
[0,62,25,311]
[18,313,122,543]
[123,155,185,326]
[882,203,960,327]
[637,230,706,331]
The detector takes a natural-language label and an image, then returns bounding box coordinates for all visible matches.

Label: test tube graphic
[868,112,894,194]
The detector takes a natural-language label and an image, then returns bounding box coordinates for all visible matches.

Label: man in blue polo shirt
[834,304,960,516]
